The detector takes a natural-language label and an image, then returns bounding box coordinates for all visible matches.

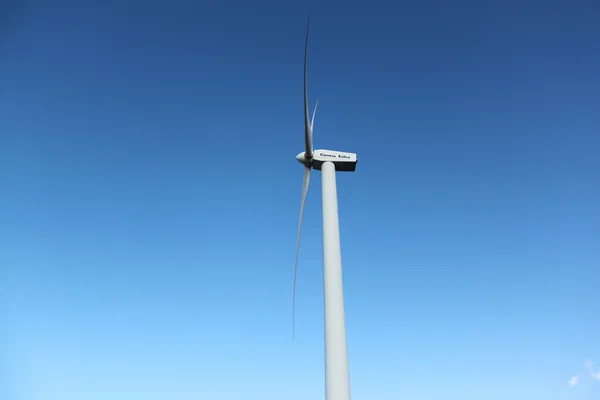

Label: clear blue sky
[2,0,599,399]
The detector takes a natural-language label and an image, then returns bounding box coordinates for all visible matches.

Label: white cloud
[569,376,579,386]
[584,360,600,381]
[568,360,600,386]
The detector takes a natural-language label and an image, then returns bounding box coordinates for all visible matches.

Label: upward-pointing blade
[311,99,319,133]
[293,165,311,340]
[303,14,313,159]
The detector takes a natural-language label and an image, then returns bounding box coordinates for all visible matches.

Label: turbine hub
[296,152,312,167]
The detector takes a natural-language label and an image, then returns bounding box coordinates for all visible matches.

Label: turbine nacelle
[296,149,358,172]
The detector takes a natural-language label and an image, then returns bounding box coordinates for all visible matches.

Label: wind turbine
[293,14,357,400]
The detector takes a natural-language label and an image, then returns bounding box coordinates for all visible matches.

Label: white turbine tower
[293,14,357,400]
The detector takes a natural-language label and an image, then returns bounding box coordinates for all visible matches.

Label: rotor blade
[303,14,313,159]
[310,99,319,133]
[293,165,311,340]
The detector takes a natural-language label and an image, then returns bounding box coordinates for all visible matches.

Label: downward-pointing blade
[293,165,311,340]
[303,14,313,159]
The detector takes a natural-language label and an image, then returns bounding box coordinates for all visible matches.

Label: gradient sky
[1,0,599,399]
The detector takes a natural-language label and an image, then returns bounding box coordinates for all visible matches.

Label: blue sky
[1,0,599,399]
